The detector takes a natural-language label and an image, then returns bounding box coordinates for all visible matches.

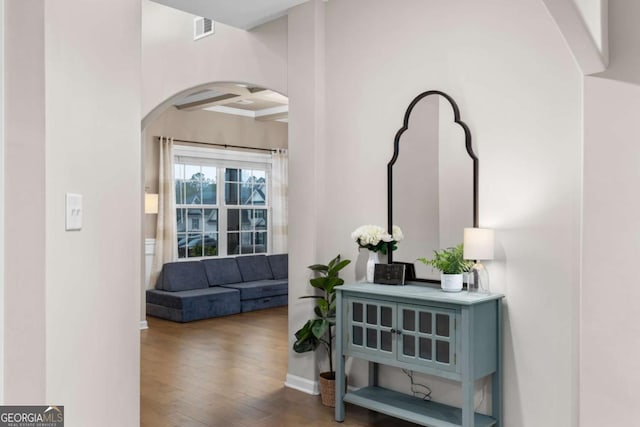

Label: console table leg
[492,301,503,426]
[335,353,345,422]
[462,379,474,427]
[335,291,345,422]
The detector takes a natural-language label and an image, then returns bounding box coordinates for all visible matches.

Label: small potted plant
[293,254,351,407]
[417,244,473,292]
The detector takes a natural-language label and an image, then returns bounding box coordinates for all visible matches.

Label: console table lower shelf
[344,386,496,427]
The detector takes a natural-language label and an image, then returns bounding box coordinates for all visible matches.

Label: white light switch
[65,193,83,231]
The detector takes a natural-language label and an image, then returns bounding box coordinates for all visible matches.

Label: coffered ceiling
[174,83,288,122]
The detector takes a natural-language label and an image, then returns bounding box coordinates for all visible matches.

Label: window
[175,164,218,258]
[174,147,273,259]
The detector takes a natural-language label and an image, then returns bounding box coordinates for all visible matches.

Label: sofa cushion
[267,254,288,280]
[221,279,287,300]
[202,258,243,286]
[236,255,274,282]
[147,287,239,309]
[160,261,208,292]
[146,287,241,322]
[240,294,288,313]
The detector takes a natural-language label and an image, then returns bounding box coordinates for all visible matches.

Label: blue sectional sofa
[146,254,288,323]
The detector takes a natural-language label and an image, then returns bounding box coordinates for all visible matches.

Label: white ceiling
[150,0,310,30]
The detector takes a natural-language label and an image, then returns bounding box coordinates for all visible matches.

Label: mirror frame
[387,90,478,282]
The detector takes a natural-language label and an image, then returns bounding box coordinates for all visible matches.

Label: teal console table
[335,283,504,427]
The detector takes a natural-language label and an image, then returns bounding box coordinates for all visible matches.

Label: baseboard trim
[139,320,148,330]
[284,373,319,395]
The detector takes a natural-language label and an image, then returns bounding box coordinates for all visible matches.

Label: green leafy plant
[417,244,473,274]
[293,254,351,375]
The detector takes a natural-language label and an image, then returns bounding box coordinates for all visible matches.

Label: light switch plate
[65,193,83,231]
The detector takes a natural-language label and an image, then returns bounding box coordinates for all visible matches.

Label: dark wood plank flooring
[141,307,416,426]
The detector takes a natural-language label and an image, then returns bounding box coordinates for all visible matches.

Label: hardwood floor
[141,307,417,427]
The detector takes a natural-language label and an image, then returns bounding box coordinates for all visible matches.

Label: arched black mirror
[387,90,478,282]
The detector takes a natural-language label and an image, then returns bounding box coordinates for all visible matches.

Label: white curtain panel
[271,149,288,254]
[150,137,177,288]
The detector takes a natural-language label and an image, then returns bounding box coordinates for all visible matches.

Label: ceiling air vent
[194,17,214,40]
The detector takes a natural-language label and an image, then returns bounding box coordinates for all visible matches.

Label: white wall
[4,0,141,425]
[142,0,288,122]
[580,2,640,426]
[288,1,582,425]
[0,0,5,403]
[285,0,325,390]
[581,76,640,427]
[4,0,47,402]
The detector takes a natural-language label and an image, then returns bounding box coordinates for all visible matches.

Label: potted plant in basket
[293,254,351,407]
[417,244,473,292]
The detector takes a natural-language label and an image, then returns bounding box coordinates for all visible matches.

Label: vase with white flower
[351,225,404,283]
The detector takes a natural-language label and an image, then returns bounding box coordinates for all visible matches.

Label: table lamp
[463,227,495,293]
[145,193,159,215]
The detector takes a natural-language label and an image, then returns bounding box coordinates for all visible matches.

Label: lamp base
[468,262,490,294]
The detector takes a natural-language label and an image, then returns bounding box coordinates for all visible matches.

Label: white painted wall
[581,76,640,427]
[285,0,325,388]
[580,2,640,426]
[142,0,287,122]
[4,0,47,403]
[0,0,5,404]
[44,0,142,423]
[4,0,141,425]
[288,1,582,425]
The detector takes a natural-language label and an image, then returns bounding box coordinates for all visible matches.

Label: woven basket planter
[319,372,336,407]
[319,372,348,407]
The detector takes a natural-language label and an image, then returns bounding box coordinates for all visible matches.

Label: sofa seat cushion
[267,254,288,280]
[146,287,240,323]
[202,258,243,286]
[221,279,287,300]
[236,255,274,282]
[160,261,209,292]
[240,294,288,313]
[146,287,239,310]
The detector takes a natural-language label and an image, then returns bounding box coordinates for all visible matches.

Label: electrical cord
[402,369,432,401]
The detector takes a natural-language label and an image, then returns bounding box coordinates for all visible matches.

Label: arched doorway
[140,81,290,425]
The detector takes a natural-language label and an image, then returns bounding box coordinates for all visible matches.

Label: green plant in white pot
[417,244,473,292]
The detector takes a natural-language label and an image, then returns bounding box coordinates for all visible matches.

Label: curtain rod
[157,136,278,153]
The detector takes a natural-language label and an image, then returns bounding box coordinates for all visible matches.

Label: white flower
[351,224,393,246]
[392,225,404,242]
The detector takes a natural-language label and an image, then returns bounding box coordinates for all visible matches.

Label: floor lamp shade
[463,228,495,261]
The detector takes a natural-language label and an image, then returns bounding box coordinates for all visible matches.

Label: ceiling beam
[175,93,240,110]
[255,112,289,122]
[542,0,608,74]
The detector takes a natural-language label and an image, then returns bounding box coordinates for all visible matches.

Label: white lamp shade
[463,228,495,260]
[145,193,159,214]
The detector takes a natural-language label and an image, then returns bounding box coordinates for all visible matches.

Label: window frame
[173,145,273,260]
